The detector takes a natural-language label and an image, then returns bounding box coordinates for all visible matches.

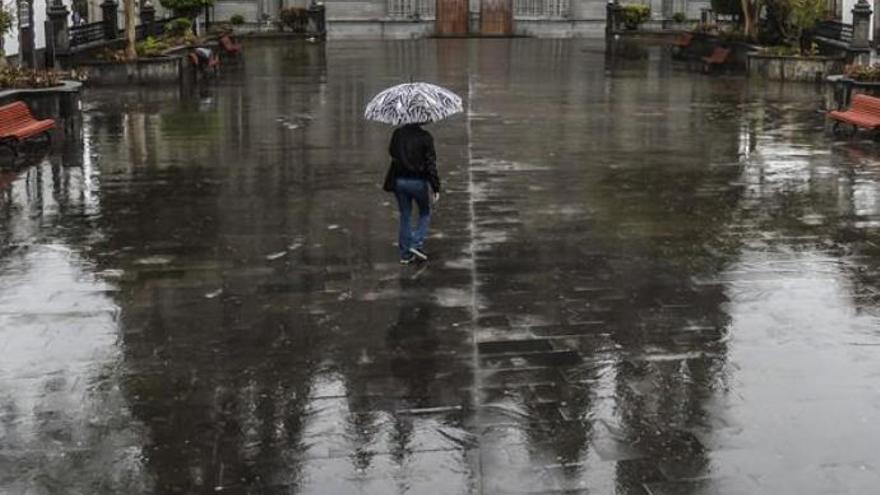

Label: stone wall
[748,54,846,83]
[80,57,184,86]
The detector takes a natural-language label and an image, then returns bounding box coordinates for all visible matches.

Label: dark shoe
[409,247,428,261]
[400,256,415,265]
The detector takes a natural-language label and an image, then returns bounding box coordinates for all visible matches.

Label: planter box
[79,56,183,86]
[0,81,82,122]
[747,53,845,82]
[824,75,880,110]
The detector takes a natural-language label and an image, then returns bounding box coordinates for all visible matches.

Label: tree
[740,0,762,39]
[764,0,823,53]
[783,0,824,53]
[124,0,136,60]
[0,0,14,67]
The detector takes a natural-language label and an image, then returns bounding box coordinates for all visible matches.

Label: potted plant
[844,64,880,82]
[621,4,650,30]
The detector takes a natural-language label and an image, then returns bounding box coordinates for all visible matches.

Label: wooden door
[436,0,469,36]
[480,0,513,36]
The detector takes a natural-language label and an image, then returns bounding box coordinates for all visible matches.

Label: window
[388,0,435,18]
[514,0,569,17]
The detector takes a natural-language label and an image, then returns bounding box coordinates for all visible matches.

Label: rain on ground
[2,39,880,494]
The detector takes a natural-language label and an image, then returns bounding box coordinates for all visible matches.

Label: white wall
[842,0,874,40]
[4,0,77,56]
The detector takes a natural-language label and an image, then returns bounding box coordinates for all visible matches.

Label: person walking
[364,81,461,263]
[384,123,440,264]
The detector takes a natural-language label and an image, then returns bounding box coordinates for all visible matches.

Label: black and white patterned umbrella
[364,82,463,126]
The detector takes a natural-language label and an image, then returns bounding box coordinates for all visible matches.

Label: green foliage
[0,67,62,89]
[165,17,193,36]
[766,0,825,54]
[672,12,687,23]
[845,64,880,81]
[765,44,799,55]
[136,36,169,57]
[717,28,752,42]
[230,14,245,25]
[621,4,650,30]
[279,7,308,32]
[159,0,213,17]
[0,1,14,39]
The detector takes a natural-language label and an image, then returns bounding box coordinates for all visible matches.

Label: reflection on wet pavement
[2,39,880,494]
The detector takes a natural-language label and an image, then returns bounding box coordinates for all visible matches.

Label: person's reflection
[386,270,438,405]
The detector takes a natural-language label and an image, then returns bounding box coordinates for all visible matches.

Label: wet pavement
[2,39,880,494]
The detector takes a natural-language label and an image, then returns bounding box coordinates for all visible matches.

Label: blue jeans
[394,177,431,259]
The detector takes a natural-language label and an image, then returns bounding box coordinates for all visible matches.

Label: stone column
[101,0,119,40]
[17,0,35,68]
[307,0,326,35]
[140,0,155,23]
[140,0,155,37]
[851,0,871,50]
[605,0,620,39]
[46,0,70,65]
[874,0,880,51]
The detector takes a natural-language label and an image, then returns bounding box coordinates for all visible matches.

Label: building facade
[212,0,711,38]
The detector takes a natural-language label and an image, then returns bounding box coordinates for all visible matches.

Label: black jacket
[386,124,440,193]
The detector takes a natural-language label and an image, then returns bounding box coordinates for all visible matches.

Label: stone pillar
[851,0,872,50]
[874,0,880,51]
[101,0,119,40]
[605,0,620,39]
[307,0,325,35]
[140,0,155,37]
[140,0,155,24]
[47,0,70,65]
[17,0,36,68]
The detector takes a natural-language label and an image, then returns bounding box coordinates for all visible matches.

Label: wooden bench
[702,46,730,72]
[219,35,242,55]
[0,101,55,156]
[672,33,694,48]
[671,32,694,58]
[828,93,880,136]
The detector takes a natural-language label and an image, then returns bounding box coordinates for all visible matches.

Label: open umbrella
[364,82,463,126]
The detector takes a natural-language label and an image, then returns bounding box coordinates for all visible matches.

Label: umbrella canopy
[364,82,463,126]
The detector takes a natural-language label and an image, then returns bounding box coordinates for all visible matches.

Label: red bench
[672,32,694,58]
[219,35,242,55]
[672,33,693,48]
[828,93,880,135]
[702,46,730,72]
[0,101,55,155]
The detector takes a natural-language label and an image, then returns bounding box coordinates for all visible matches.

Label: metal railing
[69,21,106,48]
[388,0,435,19]
[514,0,570,18]
[69,16,181,50]
[815,19,853,44]
[135,17,179,40]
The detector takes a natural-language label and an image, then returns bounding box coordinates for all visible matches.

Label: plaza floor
[2,39,880,494]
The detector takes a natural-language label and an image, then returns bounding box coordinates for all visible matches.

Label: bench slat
[0,101,55,142]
